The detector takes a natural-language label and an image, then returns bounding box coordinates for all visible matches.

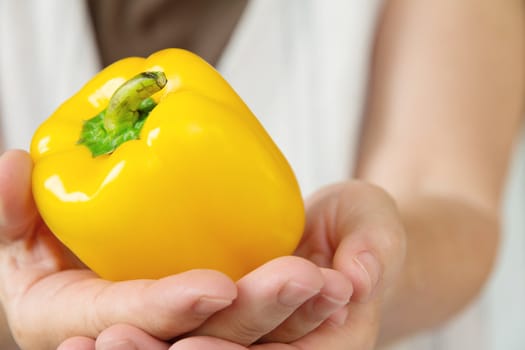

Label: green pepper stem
[78,71,167,157]
[104,71,167,134]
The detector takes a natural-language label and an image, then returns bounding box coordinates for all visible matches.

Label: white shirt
[1,1,524,349]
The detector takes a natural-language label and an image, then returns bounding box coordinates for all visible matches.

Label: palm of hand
[0,151,238,350]
[0,151,405,350]
[170,182,405,350]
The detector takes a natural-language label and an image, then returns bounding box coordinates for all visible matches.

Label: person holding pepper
[0,0,523,349]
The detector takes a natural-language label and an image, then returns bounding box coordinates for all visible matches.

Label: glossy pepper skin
[30,49,305,281]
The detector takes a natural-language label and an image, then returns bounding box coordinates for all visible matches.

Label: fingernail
[99,340,137,350]
[311,294,350,320]
[353,252,381,297]
[329,306,349,326]
[278,281,320,306]
[321,293,351,307]
[193,296,233,315]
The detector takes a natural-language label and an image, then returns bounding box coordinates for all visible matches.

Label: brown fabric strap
[87,0,247,67]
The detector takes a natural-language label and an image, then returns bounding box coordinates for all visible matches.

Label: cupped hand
[171,181,407,349]
[60,257,353,350]
[73,181,406,349]
[0,150,352,350]
[0,150,240,350]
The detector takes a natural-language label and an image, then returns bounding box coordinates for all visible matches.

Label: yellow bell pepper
[30,49,304,281]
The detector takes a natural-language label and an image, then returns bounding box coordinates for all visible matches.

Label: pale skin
[0,0,524,349]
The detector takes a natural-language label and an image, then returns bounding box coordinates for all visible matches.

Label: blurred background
[0,1,523,349]
[486,124,525,349]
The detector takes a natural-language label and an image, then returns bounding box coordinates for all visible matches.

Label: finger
[0,149,87,303]
[96,324,169,350]
[57,336,95,350]
[9,269,236,349]
[260,268,352,343]
[170,336,247,350]
[191,256,324,346]
[0,150,37,242]
[94,271,237,339]
[301,181,406,302]
[285,301,381,350]
[332,182,406,302]
[250,302,379,350]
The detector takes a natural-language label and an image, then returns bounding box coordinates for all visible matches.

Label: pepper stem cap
[78,71,167,157]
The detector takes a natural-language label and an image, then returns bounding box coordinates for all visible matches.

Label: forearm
[355,0,524,344]
[378,195,499,344]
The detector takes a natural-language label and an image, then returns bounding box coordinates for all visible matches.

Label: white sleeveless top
[1,1,524,349]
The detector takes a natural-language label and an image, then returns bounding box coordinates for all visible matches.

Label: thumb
[0,149,37,242]
[332,181,406,303]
